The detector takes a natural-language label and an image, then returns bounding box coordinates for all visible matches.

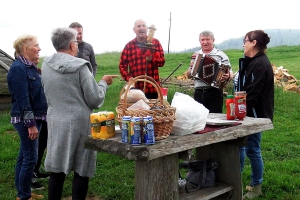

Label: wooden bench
[85,113,273,200]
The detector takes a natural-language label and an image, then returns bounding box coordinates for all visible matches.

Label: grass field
[1,46,300,199]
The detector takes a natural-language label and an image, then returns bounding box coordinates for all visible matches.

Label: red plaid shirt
[119,38,165,93]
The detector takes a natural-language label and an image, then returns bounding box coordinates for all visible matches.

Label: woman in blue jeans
[7,34,47,200]
[236,30,274,199]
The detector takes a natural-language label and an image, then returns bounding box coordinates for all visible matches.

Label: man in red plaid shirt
[119,19,165,99]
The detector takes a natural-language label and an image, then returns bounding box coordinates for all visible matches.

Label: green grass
[1,46,300,199]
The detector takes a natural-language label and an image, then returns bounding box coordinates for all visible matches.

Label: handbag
[179,159,219,193]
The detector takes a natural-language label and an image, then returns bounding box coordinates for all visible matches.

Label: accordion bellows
[191,54,229,89]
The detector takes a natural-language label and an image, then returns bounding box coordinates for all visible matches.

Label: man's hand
[221,70,233,82]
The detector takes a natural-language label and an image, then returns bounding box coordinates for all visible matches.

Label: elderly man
[119,19,165,99]
[187,30,233,113]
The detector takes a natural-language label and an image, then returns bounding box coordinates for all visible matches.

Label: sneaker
[31,180,44,191]
[33,171,50,179]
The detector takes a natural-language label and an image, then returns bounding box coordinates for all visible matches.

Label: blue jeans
[14,122,41,199]
[239,132,263,186]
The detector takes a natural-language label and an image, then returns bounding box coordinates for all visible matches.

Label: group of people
[7,18,273,200]
[7,22,114,200]
[186,30,274,199]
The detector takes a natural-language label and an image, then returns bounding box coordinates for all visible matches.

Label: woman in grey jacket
[42,27,116,200]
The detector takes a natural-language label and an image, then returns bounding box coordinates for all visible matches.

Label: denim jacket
[7,58,47,124]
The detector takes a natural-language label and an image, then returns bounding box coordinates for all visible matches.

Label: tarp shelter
[0,49,14,110]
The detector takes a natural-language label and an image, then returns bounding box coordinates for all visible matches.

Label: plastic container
[226,95,235,120]
[234,91,247,120]
[90,111,115,139]
[160,87,170,105]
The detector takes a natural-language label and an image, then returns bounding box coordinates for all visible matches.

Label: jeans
[240,132,263,186]
[14,122,41,199]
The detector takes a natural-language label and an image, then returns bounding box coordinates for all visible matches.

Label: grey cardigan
[42,52,108,177]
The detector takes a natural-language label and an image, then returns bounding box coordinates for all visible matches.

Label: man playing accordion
[187,30,233,113]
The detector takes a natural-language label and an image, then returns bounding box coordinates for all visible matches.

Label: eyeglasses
[73,40,79,43]
[243,39,250,44]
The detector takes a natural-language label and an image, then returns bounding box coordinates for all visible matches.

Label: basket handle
[119,75,164,109]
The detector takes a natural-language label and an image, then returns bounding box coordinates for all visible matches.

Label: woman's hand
[28,126,39,140]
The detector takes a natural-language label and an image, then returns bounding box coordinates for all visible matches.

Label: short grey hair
[51,27,77,51]
[199,30,214,40]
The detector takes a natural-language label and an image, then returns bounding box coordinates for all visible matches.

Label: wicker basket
[116,75,176,140]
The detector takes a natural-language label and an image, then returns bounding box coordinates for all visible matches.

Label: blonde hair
[13,34,37,57]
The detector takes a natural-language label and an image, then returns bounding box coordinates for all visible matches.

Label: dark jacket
[237,51,274,121]
[7,58,47,119]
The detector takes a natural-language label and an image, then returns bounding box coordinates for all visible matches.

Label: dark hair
[244,30,270,52]
[69,22,83,29]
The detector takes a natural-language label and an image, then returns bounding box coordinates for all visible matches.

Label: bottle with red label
[226,95,235,120]
[234,91,247,120]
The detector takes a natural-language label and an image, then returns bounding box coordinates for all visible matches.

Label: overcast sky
[1,0,298,57]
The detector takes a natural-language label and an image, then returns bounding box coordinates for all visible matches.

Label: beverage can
[121,116,131,143]
[130,117,142,145]
[143,116,155,145]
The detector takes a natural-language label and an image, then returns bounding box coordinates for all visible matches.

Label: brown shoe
[16,193,44,200]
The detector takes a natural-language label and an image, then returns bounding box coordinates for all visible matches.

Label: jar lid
[227,95,234,98]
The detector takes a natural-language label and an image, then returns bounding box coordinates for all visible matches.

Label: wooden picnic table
[85,113,273,200]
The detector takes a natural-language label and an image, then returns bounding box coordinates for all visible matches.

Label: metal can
[121,116,131,143]
[143,116,155,145]
[130,117,141,145]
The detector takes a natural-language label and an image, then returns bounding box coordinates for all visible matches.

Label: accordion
[191,54,229,89]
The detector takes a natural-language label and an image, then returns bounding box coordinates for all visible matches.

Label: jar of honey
[234,91,247,120]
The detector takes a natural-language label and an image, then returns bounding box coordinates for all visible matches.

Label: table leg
[135,153,179,200]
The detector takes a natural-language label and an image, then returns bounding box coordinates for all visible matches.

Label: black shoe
[33,171,50,179]
[31,180,44,191]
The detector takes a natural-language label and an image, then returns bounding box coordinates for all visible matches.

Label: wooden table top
[85,113,273,161]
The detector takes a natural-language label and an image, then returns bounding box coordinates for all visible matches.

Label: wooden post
[168,12,172,54]
[135,153,179,200]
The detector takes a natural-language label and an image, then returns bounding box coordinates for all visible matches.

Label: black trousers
[48,172,89,200]
[145,92,158,99]
[194,87,223,113]
[34,121,48,173]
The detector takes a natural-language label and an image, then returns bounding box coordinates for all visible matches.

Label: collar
[199,47,217,56]
[17,55,38,68]
[17,55,40,74]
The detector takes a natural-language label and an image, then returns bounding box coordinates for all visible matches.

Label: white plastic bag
[171,92,209,135]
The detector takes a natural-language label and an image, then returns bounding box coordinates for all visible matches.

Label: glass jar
[234,91,247,120]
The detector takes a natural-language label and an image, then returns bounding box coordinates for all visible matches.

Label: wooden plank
[135,153,179,200]
[179,183,233,200]
[84,114,273,161]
